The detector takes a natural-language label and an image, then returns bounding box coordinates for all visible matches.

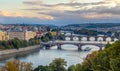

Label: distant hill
[62,23,120,28]
[1,23,58,29]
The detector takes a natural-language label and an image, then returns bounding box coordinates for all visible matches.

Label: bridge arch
[81,45,100,51]
[89,37,95,41]
[97,37,104,41]
[65,33,72,36]
[73,37,79,41]
[106,37,112,42]
[65,37,71,41]
[60,44,78,50]
[114,38,118,41]
[81,44,104,51]
[81,37,87,41]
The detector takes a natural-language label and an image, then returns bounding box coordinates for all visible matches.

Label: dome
[33,27,38,31]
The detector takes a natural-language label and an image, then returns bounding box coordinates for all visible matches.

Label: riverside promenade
[0,45,40,60]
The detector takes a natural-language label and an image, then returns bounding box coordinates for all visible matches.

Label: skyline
[0,0,120,25]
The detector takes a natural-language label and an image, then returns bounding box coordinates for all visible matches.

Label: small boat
[84,47,91,51]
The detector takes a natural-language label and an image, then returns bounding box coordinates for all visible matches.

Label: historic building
[0,31,9,41]
[8,31,36,41]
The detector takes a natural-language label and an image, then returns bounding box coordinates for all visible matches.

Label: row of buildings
[0,24,58,41]
[0,30,57,41]
[0,31,37,41]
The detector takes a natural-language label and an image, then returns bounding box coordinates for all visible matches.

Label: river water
[0,44,100,68]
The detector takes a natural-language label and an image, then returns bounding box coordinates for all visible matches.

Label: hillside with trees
[62,23,120,29]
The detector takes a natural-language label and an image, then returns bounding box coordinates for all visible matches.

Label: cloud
[1,0,120,25]
[21,0,120,25]
[0,14,54,24]
[82,13,112,19]
[0,10,54,21]
[70,0,77,3]
[0,11,23,17]
[105,0,120,4]
[23,0,43,5]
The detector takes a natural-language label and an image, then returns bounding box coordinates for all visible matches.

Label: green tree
[22,40,29,47]
[68,65,76,71]
[90,41,120,71]
[41,36,49,42]
[105,42,111,49]
[46,32,53,40]
[1,60,33,71]
[34,65,52,71]
[49,58,67,71]
[11,38,21,49]
[1,41,8,49]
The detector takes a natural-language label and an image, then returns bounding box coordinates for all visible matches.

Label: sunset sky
[0,0,120,25]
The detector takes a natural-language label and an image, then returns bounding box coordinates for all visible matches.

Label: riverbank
[0,45,40,60]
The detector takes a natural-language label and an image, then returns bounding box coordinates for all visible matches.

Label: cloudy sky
[0,0,120,25]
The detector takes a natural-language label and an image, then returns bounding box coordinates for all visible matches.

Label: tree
[1,60,33,71]
[90,41,120,71]
[29,39,35,45]
[11,39,21,49]
[46,32,53,40]
[41,36,49,42]
[34,65,52,71]
[1,41,7,48]
[68,65,76,71]
[0,45,5,49]
[49,58,67,71]
[22,40,29,47]
[57,34,65,40]
[105,42,111,49]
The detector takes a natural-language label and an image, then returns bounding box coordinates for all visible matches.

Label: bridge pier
[40,44,44,49]
[57,44,61,50]
[70,37,73,41]
[78,44,82,51]
[99,44,103,51]
[44,45,51,49]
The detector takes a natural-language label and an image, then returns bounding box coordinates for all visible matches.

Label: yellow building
[0,31,9,41]
[8,31,36,41]
[51,32,57,36]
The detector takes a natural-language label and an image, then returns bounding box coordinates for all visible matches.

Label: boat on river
[84,47,91,51]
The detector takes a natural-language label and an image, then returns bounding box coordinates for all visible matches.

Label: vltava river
[0,44,99,68]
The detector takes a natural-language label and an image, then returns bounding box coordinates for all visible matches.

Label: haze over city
[0,0,120,25]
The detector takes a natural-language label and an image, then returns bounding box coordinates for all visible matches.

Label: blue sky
[0,0,120,25]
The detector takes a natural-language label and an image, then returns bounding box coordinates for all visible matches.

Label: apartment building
[0,30,9,41]
[8,31,36,41]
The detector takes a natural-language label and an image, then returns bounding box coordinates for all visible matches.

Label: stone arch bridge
[40,35,118,51]
[63,35,118,42]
